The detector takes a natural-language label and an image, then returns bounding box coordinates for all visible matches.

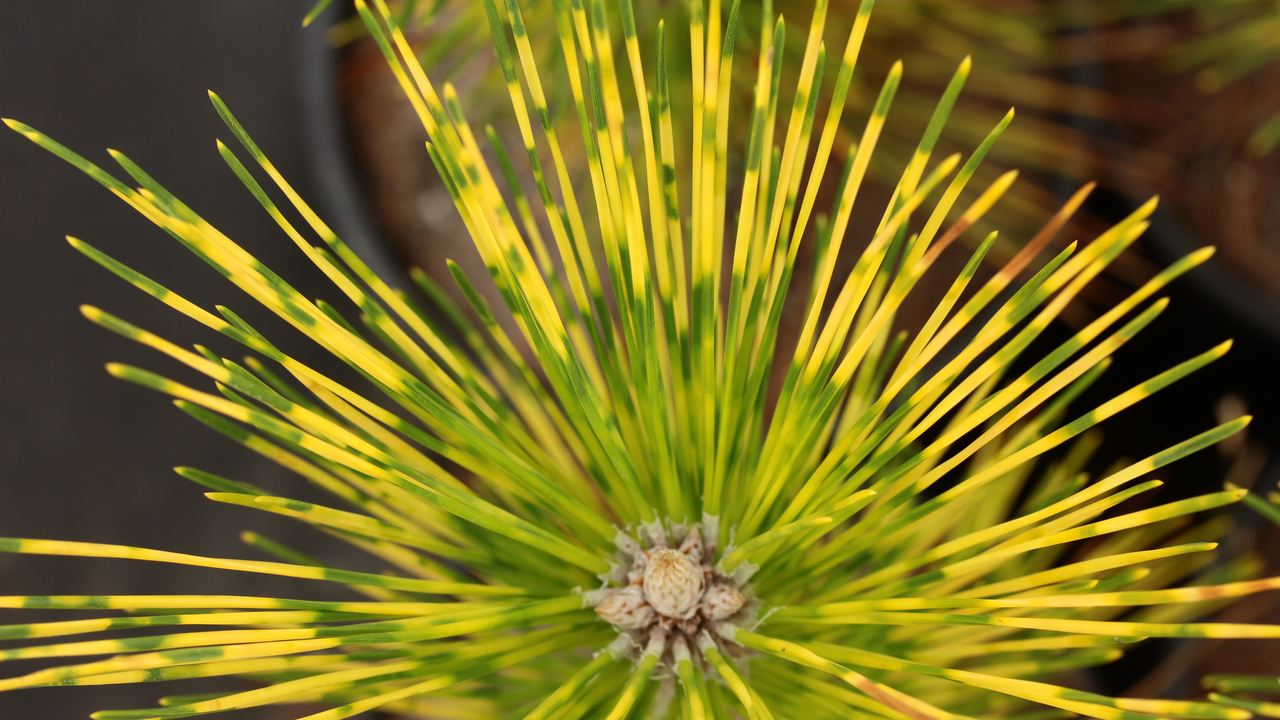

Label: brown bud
[701,582,746,621]
[679,525,704,565]
[643,548,704,619]
[594,586,655,630]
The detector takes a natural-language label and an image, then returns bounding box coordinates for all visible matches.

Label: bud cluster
[587,520,754,668]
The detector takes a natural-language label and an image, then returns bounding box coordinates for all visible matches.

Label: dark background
[0,2,376,716]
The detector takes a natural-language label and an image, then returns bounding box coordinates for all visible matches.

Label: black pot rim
[1149,214,1280,356]
[1093,183,1280,358]
[1064,9,1280,358]
[295,3,406,287]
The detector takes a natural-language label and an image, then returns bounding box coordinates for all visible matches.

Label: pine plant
[2,1,1278,717]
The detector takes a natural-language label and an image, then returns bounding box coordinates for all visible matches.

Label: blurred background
[0,1,346,716]
[1,0,1277,716]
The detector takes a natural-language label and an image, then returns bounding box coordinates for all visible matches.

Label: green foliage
[2,0,1278,717]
